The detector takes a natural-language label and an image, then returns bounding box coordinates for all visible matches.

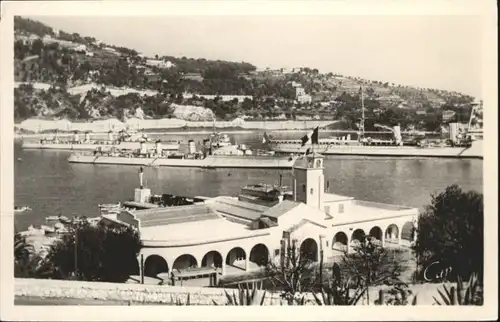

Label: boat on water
[14,205,32,213]
[68,132,298,169]
[264,89,483,159]
[21,129,181,152]
[68,145,297,169]
[45,215,71,224]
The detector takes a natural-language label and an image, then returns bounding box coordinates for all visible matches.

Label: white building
[74,44,88,52]
[145,59,175,69]
[295,86,312,104]
[109,153,418,283]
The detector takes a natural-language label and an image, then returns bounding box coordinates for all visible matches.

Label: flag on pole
[311,127,319,144]
[301,126,320,147]
[300,134,309,147]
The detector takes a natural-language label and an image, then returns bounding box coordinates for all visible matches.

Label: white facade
[182,93,253,103]
[145,59,175,69]
[295,86,312,104]
[127,153,418,282]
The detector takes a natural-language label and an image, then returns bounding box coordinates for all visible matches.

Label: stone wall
[15,278,291,305]
[15,278,446,305]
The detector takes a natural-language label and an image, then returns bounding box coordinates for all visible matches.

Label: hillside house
[183,73,204,82]
[103,47,120,55]
[146,59,175,69]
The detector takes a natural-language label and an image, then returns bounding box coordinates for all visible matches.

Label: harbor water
[14,132,483,232]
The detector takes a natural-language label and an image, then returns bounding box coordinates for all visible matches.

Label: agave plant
[311,277,366,305]
[433,272,482,306]
[212,281,267,306]
[281,292,308,305]
[375,285,418,306]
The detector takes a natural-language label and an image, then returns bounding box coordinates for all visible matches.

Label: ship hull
[22,142,180,151]
[68,154,298,169]
[267,141,483,159]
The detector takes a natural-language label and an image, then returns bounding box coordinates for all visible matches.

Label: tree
[14,233,54,278]
[266,240,317,304]
[46,218,142,282]
[340,236,405,304]
[413,185,483,282]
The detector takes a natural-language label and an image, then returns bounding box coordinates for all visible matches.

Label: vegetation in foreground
[413,184,483,283]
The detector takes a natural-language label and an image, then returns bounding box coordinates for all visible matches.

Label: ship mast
[467,100,480,132]
[360,84,365,138]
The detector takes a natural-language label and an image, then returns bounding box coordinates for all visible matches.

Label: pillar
[140,254,144,284]
[245,258,250,271]
[221,261,226,276]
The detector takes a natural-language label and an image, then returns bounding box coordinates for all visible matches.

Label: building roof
[322,193,355,203]
[332,200,416,226]
[261,200,301,219]
[209,196,269,221]
[140,217,255,243]
[134,204,221,228]
[258,217,279,228]
[285,218,328,233]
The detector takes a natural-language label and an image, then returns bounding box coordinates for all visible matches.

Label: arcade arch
[401,221,416,241]
[299,238,318,262]
[351,229,366,247]
[226,247,246,268]
[385,224,400,244]
[369,226,383,244]
[172,254,198,271]
[201,251,223,268]
[144,255,169,277]
[332,232,348,251]
[249,244,270,267]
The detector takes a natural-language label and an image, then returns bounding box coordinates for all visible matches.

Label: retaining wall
[15,278,446,305]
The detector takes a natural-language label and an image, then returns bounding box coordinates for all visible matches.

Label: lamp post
[319,235,325,288]
[74,224,78,280]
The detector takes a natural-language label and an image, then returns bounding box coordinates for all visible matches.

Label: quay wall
[15,278,446,305]
[15,118,336,133]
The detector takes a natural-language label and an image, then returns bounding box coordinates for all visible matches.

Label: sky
[30,15,483,97]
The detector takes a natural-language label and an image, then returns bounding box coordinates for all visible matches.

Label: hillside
[13,17,479,131]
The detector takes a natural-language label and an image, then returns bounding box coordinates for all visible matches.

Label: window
[338,203,344,213]
[316,160,322,168]
[310,188,314,194]
[274,249,280,256]
[324,206,331,214]
[326,241,329,247]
